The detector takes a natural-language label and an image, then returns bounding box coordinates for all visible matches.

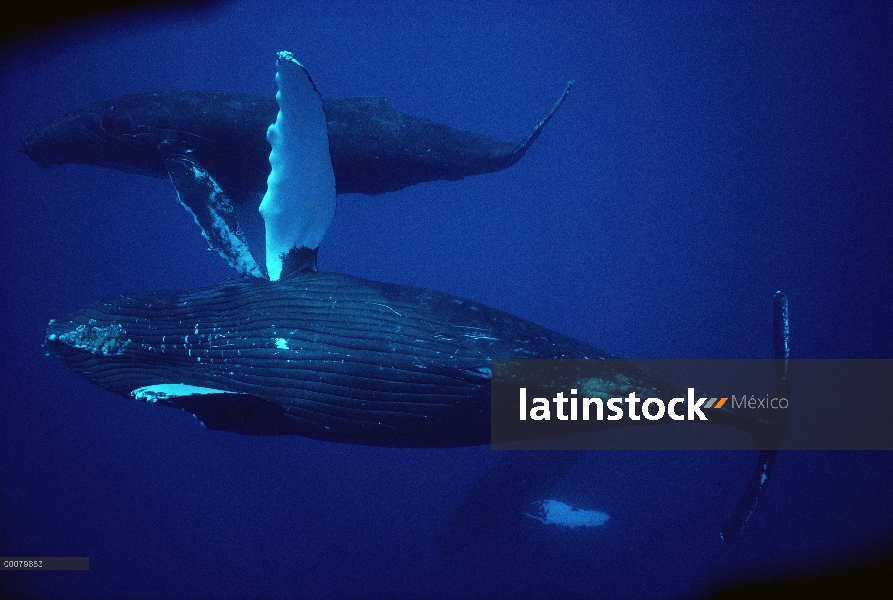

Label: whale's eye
[101,113,132,136]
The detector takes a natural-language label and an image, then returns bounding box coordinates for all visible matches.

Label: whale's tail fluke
[495,81,575,170]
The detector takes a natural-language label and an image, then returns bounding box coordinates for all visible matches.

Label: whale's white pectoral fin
[526,499,610,529]
[260,51,336,281]
[159,140,265,278]
[131,383,244,403]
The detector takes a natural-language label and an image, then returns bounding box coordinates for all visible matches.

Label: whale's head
[43,296,302,437]
[45,317,131,360]
[44,302,138,401]
[21,95,166,174]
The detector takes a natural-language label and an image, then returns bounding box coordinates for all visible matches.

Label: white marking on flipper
[526,500,610,528]
[260,51,336,280]
[159,142,264,278]
[131,383,244,403]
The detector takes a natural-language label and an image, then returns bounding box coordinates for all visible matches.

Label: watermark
[1,557,89,570]
[519,388,788,422]
[518,387,786,422]
[492,359,892,450]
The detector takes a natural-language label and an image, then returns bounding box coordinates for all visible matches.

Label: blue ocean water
[1,1,891,598]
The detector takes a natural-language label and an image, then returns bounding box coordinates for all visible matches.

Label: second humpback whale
[20,86,572,201]
[43,52,786,545]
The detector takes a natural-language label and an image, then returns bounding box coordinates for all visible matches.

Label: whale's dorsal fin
[159,138,265,278]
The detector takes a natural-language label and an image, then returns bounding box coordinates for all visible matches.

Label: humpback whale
[20,85,573,202]
[43,52,786,545]
[44,279,788,451]
[45,271,610,447]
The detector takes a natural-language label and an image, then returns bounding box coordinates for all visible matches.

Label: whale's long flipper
[260,52,336,281]
[159,139,265,278]
[157,52,335,281]
[720,291,790,542]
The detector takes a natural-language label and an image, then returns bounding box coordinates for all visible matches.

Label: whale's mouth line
[20,110,113,167]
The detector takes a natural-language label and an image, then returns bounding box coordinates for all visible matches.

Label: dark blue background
[1,1,891,598]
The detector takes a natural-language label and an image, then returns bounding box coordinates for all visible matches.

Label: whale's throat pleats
[260,51,336,281]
